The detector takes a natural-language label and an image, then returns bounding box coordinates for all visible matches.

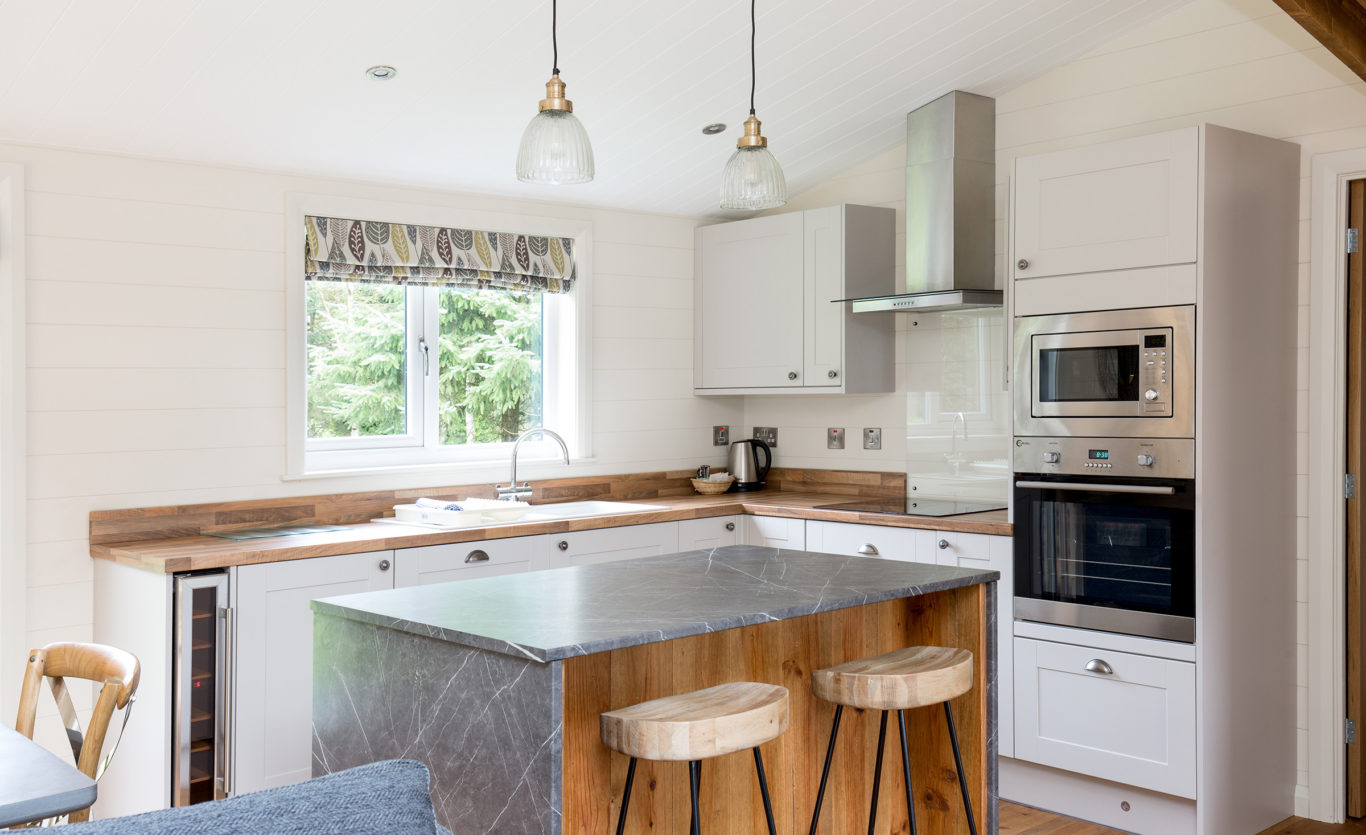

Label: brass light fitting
[538,74,574,113]
[737,112,767,148]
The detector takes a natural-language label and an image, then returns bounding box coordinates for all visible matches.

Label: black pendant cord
[749,0,756,114]
[552,0,560,75]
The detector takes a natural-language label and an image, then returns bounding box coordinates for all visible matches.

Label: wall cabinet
[742,515,806,550]
[678,515,739,551]
[694,204,894,394]
[1013,636,1196,799]
[1013,128,1198,282]
[232,550,395,795]
[550,521,679,566]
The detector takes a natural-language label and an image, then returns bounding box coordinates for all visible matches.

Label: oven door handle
[1014,480,1176,495]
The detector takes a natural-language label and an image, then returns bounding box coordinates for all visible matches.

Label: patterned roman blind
[304,215,577,294]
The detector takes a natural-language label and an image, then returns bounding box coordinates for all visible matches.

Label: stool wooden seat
[601,682,789,835]
[809,646,977,835]
[812,645,973,711]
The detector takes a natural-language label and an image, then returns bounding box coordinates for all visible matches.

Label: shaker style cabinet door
[677,516,739,551]
[696,212,805,389]
[232,551,395,795]
[551,522,680,566]
[803,205,844,387]
[1013,127,1198,281]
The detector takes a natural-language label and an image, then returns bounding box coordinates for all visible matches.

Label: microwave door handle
[1014,480,1176,496]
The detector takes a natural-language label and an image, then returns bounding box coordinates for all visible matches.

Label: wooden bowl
[691,477,734,495]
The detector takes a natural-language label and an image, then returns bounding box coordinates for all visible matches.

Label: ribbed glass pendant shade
[719,144,787,211]
[517,109,595,185]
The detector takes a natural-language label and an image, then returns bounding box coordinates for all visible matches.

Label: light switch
[713,426,729,446]
[863,428,882,450]
[827,428,845,450]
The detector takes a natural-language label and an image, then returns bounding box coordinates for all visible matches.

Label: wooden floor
[1000,801,1366,834]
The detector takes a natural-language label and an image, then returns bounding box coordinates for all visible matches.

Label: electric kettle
[727,439,772,492]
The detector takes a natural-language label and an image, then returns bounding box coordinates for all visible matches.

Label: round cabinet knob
[1145,388,1160,401]
[557,540,569,551]
[1043,451,1061,463]
[725,522,736,532]
[938,539,950,550]
[856,543,879,556]
[378,559,391,572]
[1137,454,1155,467]
[788,371,799,380]
[1017,258,1030,271]
[827,370,838,379]
[464,549,490,564]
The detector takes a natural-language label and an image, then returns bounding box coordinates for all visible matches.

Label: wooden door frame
[1309,150,1366,823]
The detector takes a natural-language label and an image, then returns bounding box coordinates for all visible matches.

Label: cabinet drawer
[805,521,925,563]
[1014,637,1196,798]
[678,516,739,551]
[552,522,679,566]
[394,535,546,586]
[742,516,805,549]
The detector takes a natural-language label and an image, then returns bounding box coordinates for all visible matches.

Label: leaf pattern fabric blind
[304,215,576,294]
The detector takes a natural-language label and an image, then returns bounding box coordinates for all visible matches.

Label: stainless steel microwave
[1013,305,1195,438]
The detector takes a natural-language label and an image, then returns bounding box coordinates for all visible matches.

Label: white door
[956,535,1013,758]
[552,522,679,566]
[1013,127,1198,281]
[803,205,844,387]
[393,535,548,586]
[697,213,804,389]
[742,516,805,549]
[1014,637,1196,798]
[232,551,394,794]
[677,516,739,551]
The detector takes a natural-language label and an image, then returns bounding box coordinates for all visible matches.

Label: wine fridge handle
[220,603,234,799]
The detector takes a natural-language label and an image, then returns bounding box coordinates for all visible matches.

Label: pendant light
[719,0,787,210]
[517,0,595,184]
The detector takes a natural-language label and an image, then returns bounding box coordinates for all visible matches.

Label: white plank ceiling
[0,0,1191,217]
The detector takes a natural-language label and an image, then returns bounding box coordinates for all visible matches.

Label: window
[287,201,589,475]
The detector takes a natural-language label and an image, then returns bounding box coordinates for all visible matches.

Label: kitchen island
[310,545,997,834]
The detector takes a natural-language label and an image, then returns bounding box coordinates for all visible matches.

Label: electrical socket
[827,428,845,450]
[863,428,882,450]
[712,425,729,446]
[753,427,778,447]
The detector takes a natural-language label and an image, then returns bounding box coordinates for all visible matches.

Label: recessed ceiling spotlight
[702,123,727,135]
[365,65,397,81]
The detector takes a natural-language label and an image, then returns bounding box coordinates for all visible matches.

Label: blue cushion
[67,760,446,834]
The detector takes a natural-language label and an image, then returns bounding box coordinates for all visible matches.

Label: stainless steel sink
[522,501,669,521]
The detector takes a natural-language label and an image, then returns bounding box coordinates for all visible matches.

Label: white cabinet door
[678,516,739,551]
[393,535,548,586]
[696,213,804,389]
[552,522,679,566]
[1014,637,1196,798]
[742,515,806,550]
[803,205,843,387]
[957,535,1013,758]
[233,551,394,795]
[1013,127,1198,281]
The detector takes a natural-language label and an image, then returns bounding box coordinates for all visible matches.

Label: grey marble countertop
[311,545,998,662]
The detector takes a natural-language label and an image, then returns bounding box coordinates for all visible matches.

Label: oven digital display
[1088,449,1110,460]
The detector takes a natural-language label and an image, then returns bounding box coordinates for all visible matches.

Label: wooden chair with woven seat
[14,642,140,825]
[808,645,977,835]
[600,681,789,835]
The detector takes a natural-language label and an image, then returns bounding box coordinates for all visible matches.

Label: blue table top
[0,723,96,826]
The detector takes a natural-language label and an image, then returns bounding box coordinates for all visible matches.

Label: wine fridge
[171,572,231,806]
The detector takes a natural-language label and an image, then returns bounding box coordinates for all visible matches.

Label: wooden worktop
[90,490,1010,575]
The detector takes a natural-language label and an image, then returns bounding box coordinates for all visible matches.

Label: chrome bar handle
[1084,658,1114,675]
[1014,480,1176,495]
[220,603,234,799]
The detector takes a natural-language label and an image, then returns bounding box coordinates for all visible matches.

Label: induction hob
[813,497,1007,517]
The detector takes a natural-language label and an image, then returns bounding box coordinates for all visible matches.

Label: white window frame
[284,193,592,478]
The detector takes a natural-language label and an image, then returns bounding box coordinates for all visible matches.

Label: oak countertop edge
[89,491,1012,574]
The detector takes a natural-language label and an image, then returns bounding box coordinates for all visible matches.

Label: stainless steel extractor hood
[839,90,1002,314]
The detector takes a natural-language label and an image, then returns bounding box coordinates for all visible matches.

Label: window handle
[418,337,430,376]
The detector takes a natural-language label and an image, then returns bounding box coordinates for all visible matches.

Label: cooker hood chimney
[840,90,1002,313]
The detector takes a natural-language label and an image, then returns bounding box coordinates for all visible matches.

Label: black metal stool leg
[807,704,843,835]
[944,702,978,835]
[898,709,917,835]
[753,747,777,835]
[866,709,888,835]
[614,757,637,835]
[689,759,702,835]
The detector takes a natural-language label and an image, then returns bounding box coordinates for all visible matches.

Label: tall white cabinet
[693,204,895,394]
[1005,124,1300,835]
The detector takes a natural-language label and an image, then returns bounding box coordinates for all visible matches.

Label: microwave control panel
[1139,330,1172,415]
[1013,436,1194,480]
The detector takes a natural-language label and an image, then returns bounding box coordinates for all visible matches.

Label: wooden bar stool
[808,646,976,835]
[600,681,789,835]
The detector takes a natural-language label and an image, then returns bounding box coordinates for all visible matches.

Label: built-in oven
[1012,436,1195,643]
[1013,305,1195,438]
